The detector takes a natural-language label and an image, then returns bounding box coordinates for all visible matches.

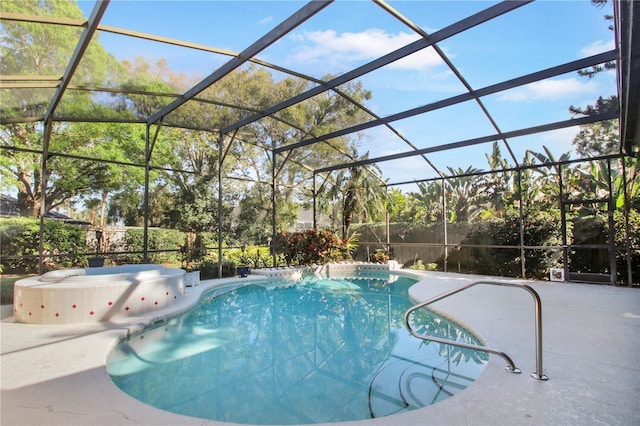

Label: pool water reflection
[107,272,488,425]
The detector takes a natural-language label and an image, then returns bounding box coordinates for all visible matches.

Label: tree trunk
[100,190,108,226]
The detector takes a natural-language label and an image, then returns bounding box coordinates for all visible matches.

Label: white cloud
[392,47,443,70]
[379,155,439,184]
[258,16,273,26]
[498,77,599,102]
[581,39,615,56]
[542,127,580,143]
[290,29,444,71]
[535,127,580,156]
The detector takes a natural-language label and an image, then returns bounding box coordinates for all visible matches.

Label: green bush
[442,210,562,279]
[275,229,355,266]
[0,217,86,274]
[114,228,183,265]
[369,248,391,264]
[568,214,609,274]
[197,260,237,279]
[225,246,273,268]
[563,209,639,285]
[408,259,426,270]
[615,209,640,285]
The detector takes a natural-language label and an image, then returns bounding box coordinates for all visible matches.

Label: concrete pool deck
[1,271,639,425]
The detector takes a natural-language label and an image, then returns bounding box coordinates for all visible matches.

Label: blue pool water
[107,272,488,424]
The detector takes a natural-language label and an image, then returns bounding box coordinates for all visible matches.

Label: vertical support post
[218,133,224,278]
[312,173,317,229]
[271,149,277,267]
[442,178,448,272]
[143,124,151,263]
[559,164,568,281]
[518,169,526,278]
[606,158,617,285]
[38,119,53,275]
[385,185,390,254]
[621,158,633,287]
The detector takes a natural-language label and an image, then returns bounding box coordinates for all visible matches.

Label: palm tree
[408,181,444,223]
[525,146,572,209]
[444,166,484,223]
[323,153,388,239]
[481,142,515,218]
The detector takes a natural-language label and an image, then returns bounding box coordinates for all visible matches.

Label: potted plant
[88,230,105,267]
[237,265,250,277]
[183,264,201,286]
[179,244,199,286]
[369,248,391,264]
[237,246,250,277]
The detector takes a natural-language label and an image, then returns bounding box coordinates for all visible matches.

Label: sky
[77,0,617,188]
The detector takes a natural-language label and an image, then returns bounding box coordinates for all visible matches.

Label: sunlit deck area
[1,271,638,426]
[2,1,639,423]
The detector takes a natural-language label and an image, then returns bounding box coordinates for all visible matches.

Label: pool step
[368,357,472,418]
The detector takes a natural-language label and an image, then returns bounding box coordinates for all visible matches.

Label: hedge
[0,217,86,273]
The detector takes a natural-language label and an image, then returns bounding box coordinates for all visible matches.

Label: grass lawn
[1,275,30,305]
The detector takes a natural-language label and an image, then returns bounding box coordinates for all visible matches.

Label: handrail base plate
[531,373,549,381]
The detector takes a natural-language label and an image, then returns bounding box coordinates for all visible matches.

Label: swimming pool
[107,272,488,424]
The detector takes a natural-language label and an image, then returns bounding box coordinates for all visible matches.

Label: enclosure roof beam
[147,0,332,126]
[101,14,432,166]
[0,12,328,84]
[2,8,449,172]
[615,0,640,155]
[43,1,109,121]
[276,50,617,155]
[222,1,531,134]
[373,0,519,167]
[0,12,86,27]
[387,153,627,188]
[314,111,618,175]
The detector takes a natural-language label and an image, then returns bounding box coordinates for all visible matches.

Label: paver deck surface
[1,271,639,425]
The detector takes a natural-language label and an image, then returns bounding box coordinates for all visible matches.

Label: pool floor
[107,275,487,424]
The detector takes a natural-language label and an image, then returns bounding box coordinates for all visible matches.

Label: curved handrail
[404,280,548,380]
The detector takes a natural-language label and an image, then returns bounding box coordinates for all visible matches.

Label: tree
[387,189,413,223]
[525,146,572,209]
[0,0,119,118]
[575,0,616,79]
[322,153,388,239]
[0,0,126,217]
[571,110,620,157]
[480,142,516,218]
[1,121,145,218]
[240,71,373,206]
[569,0,619,157]
[159,128,226,233]
[408,182,444,224]
[444,166,484,223]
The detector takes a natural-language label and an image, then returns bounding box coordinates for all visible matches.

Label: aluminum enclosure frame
[0,0,637,280]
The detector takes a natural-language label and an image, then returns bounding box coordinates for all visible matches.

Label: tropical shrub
[369,248,391,263]
[275,229,355,266]
[615,209,640,285]
[407,259,437,271]
[225,246,273,268]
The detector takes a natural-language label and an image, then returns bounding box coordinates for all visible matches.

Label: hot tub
[13,265,185,324]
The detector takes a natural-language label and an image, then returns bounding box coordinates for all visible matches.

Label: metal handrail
[404,280,548,380]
